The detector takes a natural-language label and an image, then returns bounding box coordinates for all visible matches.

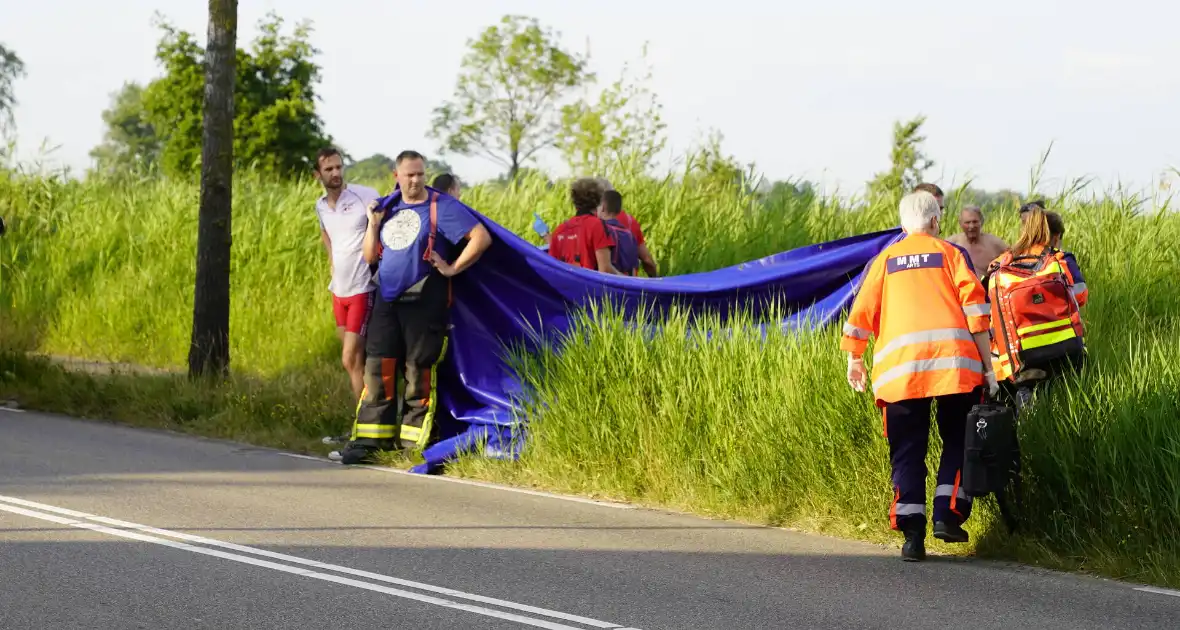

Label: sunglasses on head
[1019,200,1047,214]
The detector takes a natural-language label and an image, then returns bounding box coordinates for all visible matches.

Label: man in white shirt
[314,147,381,400]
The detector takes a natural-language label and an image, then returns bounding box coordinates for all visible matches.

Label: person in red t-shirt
[549,178,621,274]
[597,178,659,277]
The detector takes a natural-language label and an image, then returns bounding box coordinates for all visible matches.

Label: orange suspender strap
[422,191,452,306]
[422,191,438,262]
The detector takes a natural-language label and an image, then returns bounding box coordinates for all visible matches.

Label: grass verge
[2,162,1178,589]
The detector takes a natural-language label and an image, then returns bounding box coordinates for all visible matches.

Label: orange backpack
[984,248,1085,382]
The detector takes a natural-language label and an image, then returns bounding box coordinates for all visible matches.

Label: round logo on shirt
[381,209,422,252]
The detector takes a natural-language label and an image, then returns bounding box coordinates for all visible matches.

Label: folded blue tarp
[377,188,903,473]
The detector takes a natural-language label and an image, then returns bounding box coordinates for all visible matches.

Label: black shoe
[902,529,926,562]
[330,445,378,465]
[933,521,970,544]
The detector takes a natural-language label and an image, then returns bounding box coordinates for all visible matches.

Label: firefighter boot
[901,519,927,562]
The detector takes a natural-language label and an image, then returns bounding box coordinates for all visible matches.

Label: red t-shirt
[549,214,615,271]
[616,211,646,246]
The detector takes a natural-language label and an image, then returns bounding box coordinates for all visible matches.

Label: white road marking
[275,452,635,510]
[1135,586,1180,598]
[275,452,326,462]
[0,494,632,630]
[0,407,27,413]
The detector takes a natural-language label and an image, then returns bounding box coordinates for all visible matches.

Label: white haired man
[840,190,999,561]
[946,205,1008,278]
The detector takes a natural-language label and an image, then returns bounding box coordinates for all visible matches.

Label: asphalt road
[1,409,1176,629]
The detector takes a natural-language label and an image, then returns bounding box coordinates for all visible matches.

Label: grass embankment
[1,166,1178,587]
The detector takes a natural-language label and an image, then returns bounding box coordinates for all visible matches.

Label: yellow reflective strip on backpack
[1020,328,1077,350]
[1036,260,1064,276]
[1017,318,1073,336]
[996,272,1027,286]
[355,423,396,439]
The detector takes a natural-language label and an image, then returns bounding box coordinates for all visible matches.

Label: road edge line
[0,494,628,629]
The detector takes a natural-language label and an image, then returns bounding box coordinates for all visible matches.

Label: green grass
[2,161,1178,588]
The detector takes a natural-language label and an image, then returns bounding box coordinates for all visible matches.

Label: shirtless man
[945,205,1008,277]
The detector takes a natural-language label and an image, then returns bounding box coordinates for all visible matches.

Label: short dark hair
[570,178,603,215]
[601,190,623,215]
[1045,210,1065,238]
[914,182,944,198]
[395,150,425,165]
[432,173,457,192]
[314,147,341,171]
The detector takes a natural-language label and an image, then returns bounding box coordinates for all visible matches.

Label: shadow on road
[0,537,1173,630]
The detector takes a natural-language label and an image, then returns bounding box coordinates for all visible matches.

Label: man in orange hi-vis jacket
[841,190,1000,562]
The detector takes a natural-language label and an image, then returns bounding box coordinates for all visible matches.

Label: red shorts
[332,292,375,336]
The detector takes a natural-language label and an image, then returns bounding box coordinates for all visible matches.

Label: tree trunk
[508,149,521,185]
[187,0,237,379]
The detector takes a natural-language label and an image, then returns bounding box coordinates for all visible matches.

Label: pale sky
[5,0,1179,196]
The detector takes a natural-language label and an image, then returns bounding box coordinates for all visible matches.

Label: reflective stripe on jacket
[840,232,990,406]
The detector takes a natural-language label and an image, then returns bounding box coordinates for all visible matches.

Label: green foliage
[680,131,757,194]
[0,351,355,456]
[0,42,26,131]
[429,15,593,181]
[4,158,1178,587]
[345,153,458,190]
[96,12,332,178]
[955,187,1024,210]
[89,83,163,176]
[557,44,668,176]
[866,115,935,203]
[345,153,395,187]
[460,185,1180,588]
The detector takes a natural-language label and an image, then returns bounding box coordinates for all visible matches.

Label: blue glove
[532,212,549,237]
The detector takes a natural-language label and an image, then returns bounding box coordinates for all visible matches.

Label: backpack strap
[422,191,438,262]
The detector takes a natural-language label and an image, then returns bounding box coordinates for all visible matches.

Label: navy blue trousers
[883,387,984,531]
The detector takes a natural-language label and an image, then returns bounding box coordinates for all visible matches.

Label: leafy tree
[189,0,237,379]
[684,131,754,193]
[346,153,457,187]
[429,15,592,181]
[0,43,26,131]
[956,186,1024,210]
[424,158,457,181]
[557,44,667,176]
[345,153,394,184]
[866,115,934,203]
[96,12,332,179]
[89,83,162,175]
[490,166,552,189]
[759,179,817,209]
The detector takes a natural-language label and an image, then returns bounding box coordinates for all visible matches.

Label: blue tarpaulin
[375,189,904,473]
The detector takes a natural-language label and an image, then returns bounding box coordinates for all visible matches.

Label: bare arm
[363,203,384,265]
[595,248,621,275]
[637,244,659,277]
[447,223,493,276]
